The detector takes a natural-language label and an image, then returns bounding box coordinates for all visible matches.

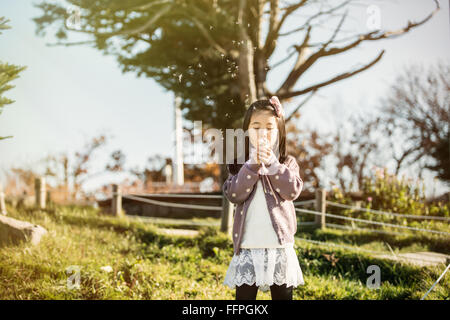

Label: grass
[0,203,448,300]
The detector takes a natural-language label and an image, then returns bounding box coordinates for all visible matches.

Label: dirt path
[157,228,199,237]
[375,251,450,267]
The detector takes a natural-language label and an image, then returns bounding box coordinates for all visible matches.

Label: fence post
[112,184,123,217]
[221,197,233,237]
[46,190,52,207]
[35,177,46,209]
[315,188,326,229]
[0,183,6,215]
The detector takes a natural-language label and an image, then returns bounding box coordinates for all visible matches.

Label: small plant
[322,252,340,267]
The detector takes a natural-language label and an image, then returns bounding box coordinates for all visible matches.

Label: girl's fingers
[257,151,271,164]
[262,144,272,154]
[258,146,271,158]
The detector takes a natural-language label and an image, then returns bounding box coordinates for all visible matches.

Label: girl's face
[248,110,279,151]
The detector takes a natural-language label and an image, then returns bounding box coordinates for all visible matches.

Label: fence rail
[295,207,450,236]
[122,194,222,211]
[126,193,223,199]
[108,185,449,238]
[327,201,450,221]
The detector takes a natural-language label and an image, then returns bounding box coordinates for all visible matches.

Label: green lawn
[0,204,448,299]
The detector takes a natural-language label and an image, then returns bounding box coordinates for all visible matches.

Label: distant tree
[284,110,334,192]
[105,150,126,172]
[287,108,382,193]
[0,17,26,140]
[379,61,450,185]
[330,113,383,193]
[44,134,109,200]
[294,62,450,193]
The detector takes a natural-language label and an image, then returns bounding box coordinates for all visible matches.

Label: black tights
[236,283,293,300]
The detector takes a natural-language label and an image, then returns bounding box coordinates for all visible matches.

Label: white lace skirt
[223,246,305,292]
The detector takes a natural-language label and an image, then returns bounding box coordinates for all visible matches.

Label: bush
[327,167,450,230]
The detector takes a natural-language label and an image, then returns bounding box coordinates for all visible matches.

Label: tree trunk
[238,0,257,103]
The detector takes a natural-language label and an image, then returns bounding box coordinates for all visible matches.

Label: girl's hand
[257,144,274,165]
[248,146,261,164]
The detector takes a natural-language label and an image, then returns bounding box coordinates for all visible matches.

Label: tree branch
[279,0,351,37]
[263,0,308,59]
[64,3,172,37]
[277,0,439,95]
[277,50,385,100]
[188,15,227,55]
[285,89,317,122]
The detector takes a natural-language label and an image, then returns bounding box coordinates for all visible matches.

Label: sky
[0,0,449,197]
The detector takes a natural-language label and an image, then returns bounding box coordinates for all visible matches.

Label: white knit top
[240,179,294,248]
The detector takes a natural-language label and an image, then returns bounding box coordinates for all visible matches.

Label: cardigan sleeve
[222,162,261,204]
[266,155,303,201]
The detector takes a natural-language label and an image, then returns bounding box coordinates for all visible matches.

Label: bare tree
[43,134,109,200]
[287,108,384,193]
[283,110,334,191]
[333,113,384,192]
[379,61,450,184]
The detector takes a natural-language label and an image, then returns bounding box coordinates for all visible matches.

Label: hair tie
[269,96,284,118]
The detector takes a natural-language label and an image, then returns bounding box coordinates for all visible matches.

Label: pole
[173,95,184,186]
[221,196,234,237]
[35,177,46,209]
[315,188,326,229]
[112,184,123,217]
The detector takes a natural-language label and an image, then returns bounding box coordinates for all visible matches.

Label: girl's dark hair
[228,99,287,175]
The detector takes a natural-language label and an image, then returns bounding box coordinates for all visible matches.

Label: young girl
[222,96,305,300]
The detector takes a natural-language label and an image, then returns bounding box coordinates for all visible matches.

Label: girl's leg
[236,283,258,300]
[270,284,293,300]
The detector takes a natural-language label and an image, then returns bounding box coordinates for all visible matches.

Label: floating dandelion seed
[209,25,213,30]
[178,74,183,82]
[198,63,202,68]
[194,47,198,50]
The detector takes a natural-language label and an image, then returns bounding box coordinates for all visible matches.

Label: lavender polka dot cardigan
[222,155,303,256]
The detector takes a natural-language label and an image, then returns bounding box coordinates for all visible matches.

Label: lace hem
[223,246,305,292]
